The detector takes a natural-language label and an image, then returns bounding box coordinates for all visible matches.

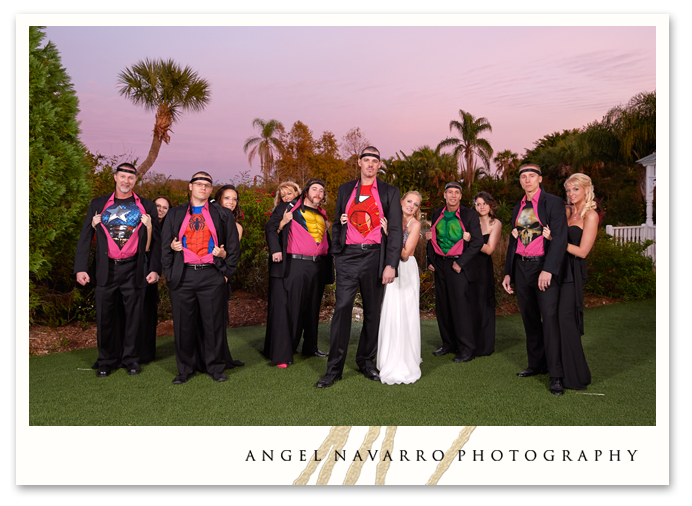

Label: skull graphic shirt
[516,202,543,248]
[101,197,141,250]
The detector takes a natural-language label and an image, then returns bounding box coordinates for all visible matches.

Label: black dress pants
[266,259,325,366]
[326,248,383,376]
[169,266,228,375]
[94,260,144,368]
[514,258,563,377]
[433,255,475,358]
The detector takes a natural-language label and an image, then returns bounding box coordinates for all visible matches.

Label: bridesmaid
[467,191,502,356]
[545,173,597,390]
[214,184,244,241]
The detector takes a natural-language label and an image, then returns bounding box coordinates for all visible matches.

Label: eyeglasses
[193,182,212,189]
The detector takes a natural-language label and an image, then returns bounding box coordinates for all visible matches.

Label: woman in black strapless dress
[467,191,502,356]
[545,173,598,390]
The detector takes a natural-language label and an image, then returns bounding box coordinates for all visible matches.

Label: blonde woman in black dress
[543,173,597,390]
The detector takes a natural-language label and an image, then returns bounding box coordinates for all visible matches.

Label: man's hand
[272,252,283,263]
[382,265,395,284]
[425,230,432,241]
[340,213,348,225]
[212,244,227,259]
[452,261,461,273]
[511,228,518,239]
[380,217,388,236]
[428,264,435,272]
[171,237,183,251]
[542,225,552,240]
[91,213,101,229]
[502,275,513,294]
[76,272,90,286]
[146,271,159,284]
[141,214,151,229]
[538,271,552,291]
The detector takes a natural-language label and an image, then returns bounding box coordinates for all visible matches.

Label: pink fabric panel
[515,189,545,257]
[177,202,219,264]
[345,180,383,245]
[100,192,145,259]
[287,200,330,256]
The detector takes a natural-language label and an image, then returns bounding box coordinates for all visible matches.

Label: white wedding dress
[377,220,422,385]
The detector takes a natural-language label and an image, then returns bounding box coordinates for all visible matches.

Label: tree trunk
[137,134,163,177]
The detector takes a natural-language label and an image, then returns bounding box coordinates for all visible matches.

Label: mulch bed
[28,290,620,356]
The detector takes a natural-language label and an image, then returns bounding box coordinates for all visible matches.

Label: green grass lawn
[29,299,655,426]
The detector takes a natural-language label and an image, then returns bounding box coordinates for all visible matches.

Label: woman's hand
[171,237,183,252]
[380,217,388,236]
[91,212,102,229]
[511,228,518,239]
[279,209,293,231]
[140,213,151,229]
[340,213,348,225]
[212,244,227,259]
[463,231,471,242]
[542,225,552,240]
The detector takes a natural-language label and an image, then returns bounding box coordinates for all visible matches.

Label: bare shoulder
[409,219,422,233]
[584,209,599,224]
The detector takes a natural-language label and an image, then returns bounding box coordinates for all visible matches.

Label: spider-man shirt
[348,184,380,235]
[101,197,141,250]
[183,206,214,257]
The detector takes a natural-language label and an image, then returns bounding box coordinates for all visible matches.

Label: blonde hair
[564,173,596,220]
[274,181,301,208]
[401,190,423,222]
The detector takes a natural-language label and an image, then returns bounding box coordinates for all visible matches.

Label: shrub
[585,230,655,300]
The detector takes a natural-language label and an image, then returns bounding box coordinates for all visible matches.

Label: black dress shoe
[96,367,111,378]
[126,362,142,375]
[516,367,548,377]
[313,350,328,358]
[549,377,564,396]
[208,372,228,382]
[359,368,381,381]
[433,347,456,356]
[172,373,194,385]
[453,354,474,363]
[316,374,342,388]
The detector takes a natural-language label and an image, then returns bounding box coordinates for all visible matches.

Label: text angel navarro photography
[245,448,640,463]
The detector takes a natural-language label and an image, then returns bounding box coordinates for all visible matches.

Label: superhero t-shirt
[183,206,214,257]
[287,203,329,256]
[101,197,141,250]
[348,184,380,236]
[435,210,463,254]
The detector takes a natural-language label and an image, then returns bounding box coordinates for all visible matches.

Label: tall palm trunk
[137,105,172,177]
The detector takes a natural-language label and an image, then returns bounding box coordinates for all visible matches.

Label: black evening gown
[558,226,591,390]
[469,233,495,356]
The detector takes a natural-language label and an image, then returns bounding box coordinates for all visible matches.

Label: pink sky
[43,25,656,182]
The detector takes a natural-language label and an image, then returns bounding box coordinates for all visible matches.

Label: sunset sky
[43,24,656,182]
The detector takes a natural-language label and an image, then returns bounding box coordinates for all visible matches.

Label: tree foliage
[117,58,211,177]
[29,26,92,322]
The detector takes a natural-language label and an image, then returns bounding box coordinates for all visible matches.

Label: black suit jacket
[74,193,161,287]
[265,198,335,285]
[425,205,483,282]
[504,189,568,281]
[161,201,240,292]
[330,178,402,277]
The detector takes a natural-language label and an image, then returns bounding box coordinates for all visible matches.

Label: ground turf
[29,299,655,426]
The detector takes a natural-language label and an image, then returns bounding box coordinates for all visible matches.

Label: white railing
[605,224,656,263]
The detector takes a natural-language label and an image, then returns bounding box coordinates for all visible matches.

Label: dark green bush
[585,230,655,300]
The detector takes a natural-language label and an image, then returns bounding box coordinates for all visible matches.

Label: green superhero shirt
[436,210,463,254]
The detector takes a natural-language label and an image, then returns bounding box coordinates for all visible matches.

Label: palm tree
[117,58,211,177]
[436,109,494,188]
[493,149,519,182]
[243,118,285,182]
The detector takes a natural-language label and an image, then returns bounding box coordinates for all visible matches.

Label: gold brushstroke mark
[343,426,381,485]
[375,426,397,485]
[426,426,477,485]
[293,426,352,485]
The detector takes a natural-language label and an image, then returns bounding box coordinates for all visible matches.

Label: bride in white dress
[377,191,423,385]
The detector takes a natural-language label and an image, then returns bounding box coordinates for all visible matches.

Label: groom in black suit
[502,164,568,395]
[316,146,403,388]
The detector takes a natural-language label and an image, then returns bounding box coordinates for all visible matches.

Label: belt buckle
[312,256,317,262]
